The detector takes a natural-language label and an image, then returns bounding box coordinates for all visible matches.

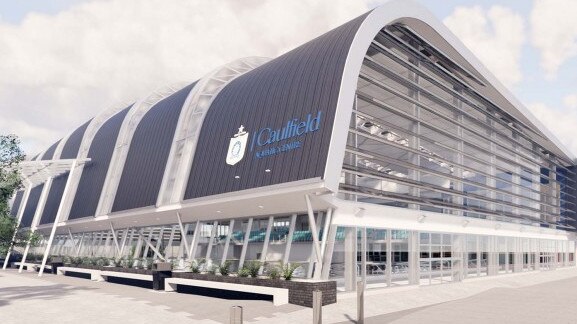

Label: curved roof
[15,0,575,228]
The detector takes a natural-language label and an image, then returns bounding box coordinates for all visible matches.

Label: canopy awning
[18,158,90,187]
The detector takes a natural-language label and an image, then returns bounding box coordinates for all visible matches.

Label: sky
[0,0,576,160]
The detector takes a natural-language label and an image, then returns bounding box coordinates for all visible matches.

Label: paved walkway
[2,267,577,323]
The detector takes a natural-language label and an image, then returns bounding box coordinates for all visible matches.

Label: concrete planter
[68,265,154,275]
[171,272,336,307]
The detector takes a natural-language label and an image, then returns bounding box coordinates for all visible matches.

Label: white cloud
[528,97,577,157]
[530,0,577,79]
[563,94,577,109]
[0,0,370,156]
[443,5,525,89]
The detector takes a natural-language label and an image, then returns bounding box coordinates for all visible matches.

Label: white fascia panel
[323,195,572,241]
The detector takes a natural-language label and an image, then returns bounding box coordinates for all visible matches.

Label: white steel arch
[157,57,270,206]
[58,101,133,222]
[323,0,576,192]
[96,83,189,216]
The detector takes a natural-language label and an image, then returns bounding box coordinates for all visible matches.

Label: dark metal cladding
[184,13,369,199]
[112,83,197,212]
[39,174,68,225]
[41,140,60,160]
[10,190,24,217]
[69,106,131,219]
[60,119,92,159]
[20,184,44,228]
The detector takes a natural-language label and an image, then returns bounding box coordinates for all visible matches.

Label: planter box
[171,272,336,307]
[67,265,154,275]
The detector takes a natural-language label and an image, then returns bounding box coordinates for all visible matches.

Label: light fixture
[216,210,222,213]
[418,215,426,223]
[258,205,264,209]
[234,175,240,179]
[265,169,271,173]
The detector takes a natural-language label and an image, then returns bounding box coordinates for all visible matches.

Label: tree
[0,134,37,257]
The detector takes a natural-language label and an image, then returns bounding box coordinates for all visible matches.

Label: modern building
[5,0,577,291]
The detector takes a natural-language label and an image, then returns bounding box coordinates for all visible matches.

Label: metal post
[189,221,201,261]
[3,184,32,270]
[282,214,297,265]
[205,221,219,265]
[221,220,235,266]
[305,195,323,278]
[110,222,120,255]
[357,281,364,324]
[258,216,274,274]
[165,226,176,259]
[117,228,130,259]
[361,227,367,284]
[230,305,243,324]
[238,218,253,269]
[176,213,191,257]
[313,290,322,324]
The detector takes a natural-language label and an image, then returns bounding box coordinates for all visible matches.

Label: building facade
[6,0,577,290]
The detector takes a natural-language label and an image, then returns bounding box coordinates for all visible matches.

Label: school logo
[226,125,249,166]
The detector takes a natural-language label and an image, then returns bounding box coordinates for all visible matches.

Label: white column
[21,177,54,274]
[176,213,191,257]
[110,222,120,256]
[305,195,323,278]
[308,212,323,278]
[282,214,297,265]
[3,185,32,270]
[258,216,274,274]
[321,224,338,280]
[344,227,356,291]
[205,221,219,265]
[189,221,201,261]
[39,166,73,276]
[153,227,166,260]
[238,218,253,269]
[165,226,176,259]
[221,220,235,266]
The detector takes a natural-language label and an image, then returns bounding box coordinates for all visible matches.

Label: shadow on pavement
[0,283,97,307]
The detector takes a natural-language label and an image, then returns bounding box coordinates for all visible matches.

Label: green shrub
[121,257,134,269]
[140,258,153,270]
[246,260,262,278]
[188,258,205,273]
[81,256,94,265]
[70,257,82,266]
[267,265,281,280]
[281,263,301,281]
[110,258,121,267]
[207,264,218,275]
[218,261,231,276]
[95,257,108,267]
[237,267,250,277]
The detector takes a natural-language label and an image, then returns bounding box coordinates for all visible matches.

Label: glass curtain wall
[338,23,576,228]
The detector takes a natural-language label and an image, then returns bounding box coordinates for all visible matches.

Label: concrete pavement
[2,267,577,323]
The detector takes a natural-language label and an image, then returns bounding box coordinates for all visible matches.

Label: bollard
[313,290,322,324]
[357,281,364,324]
[230,305,243,324]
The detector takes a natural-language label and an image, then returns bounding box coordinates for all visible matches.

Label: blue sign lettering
[249,110,322,159]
